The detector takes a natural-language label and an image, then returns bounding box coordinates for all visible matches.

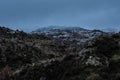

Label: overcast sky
[0,0,120,32]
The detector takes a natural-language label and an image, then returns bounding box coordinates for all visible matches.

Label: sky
[0,0,120,32]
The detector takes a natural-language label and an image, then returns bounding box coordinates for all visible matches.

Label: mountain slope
[0,26,120,80]
[32,26,108,51]
[15,33,120,80]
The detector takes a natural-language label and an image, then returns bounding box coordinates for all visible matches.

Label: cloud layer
[0,0,120,32]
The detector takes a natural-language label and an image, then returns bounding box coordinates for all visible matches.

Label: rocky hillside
[32,26,108,50]
[0,26,120,80]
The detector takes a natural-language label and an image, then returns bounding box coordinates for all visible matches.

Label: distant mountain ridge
[31,26,109,53]
[32,26,90,33]
[32,26,107,44]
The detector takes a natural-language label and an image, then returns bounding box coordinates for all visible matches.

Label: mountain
[32,26,88,33]
[32,26,106,38]
[32,26,107,50]
[0,26,120,80]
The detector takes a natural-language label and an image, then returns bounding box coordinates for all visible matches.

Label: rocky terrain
[32,26,108,50]
[0,26,120,80]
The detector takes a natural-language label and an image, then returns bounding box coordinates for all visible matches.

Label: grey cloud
[0,0,120,32]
